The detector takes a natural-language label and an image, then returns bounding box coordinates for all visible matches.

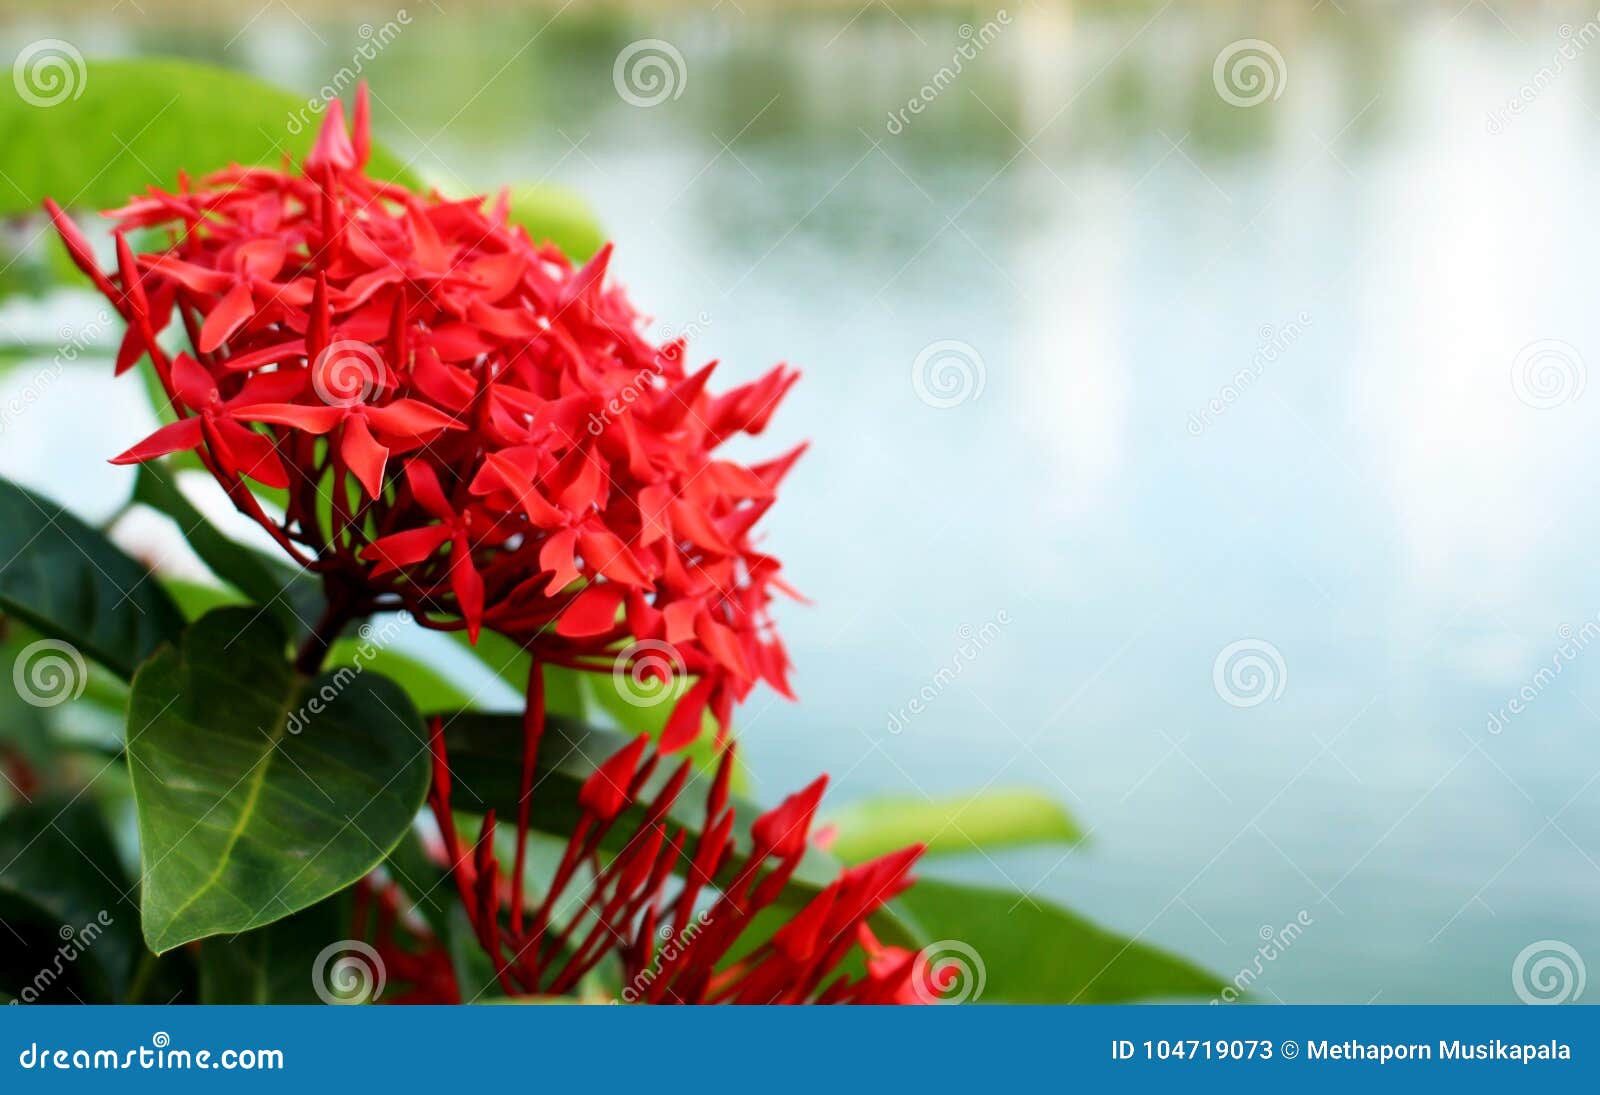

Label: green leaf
[504,185,605,261]
[0,57,417,218]
[436,711,922,947]
[126,607,430,953]
[0,796,143,1002]
[0,476,185,678]
[824,789,1084,863]
[898,878,1225,1003]
[131,464,318,632]
[197,894,355,1003]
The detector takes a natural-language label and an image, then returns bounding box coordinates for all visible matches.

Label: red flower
[48,87,928,1004]
[46,85,800,749]
[424,720,926,1004]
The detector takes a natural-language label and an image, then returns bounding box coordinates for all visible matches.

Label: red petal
[170,353,218,411]
[235,403,345,434]
[140,254,232,294]
[235,239,286,280]
[660,676,713,753]
[577,526,650,587]
[403,458,454,520]
[307,98,356,173]
[662,601,697,646]
[696,611,751,679]
[214,418,287,489]
[351,83,371,167]
[450,534,485,643]
[199,282,255,353]
[555,583,624,638]
[751,775,827,861]
[361,525,453,573]
[364,399,462,439]
[340,414,389,497]
[110,416,202,464]
[538,528,580,596]
[43,199,118,300]
[578,735,648,821]
[234,367,311,405]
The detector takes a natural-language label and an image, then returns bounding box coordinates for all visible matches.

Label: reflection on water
[5,1,1600,1002]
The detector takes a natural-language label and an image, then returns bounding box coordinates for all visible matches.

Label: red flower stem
[293,584,356,675]
[509,660,545,935]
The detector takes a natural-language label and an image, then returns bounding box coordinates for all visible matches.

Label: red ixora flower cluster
[49,86,927,1004]
[46,84,798,750]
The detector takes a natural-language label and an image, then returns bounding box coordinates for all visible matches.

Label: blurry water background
[4,0,1600,1002]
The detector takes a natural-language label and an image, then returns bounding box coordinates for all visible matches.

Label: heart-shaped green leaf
[127,607,430,953]
[197,894,356,1004]
[0,476,185,678]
